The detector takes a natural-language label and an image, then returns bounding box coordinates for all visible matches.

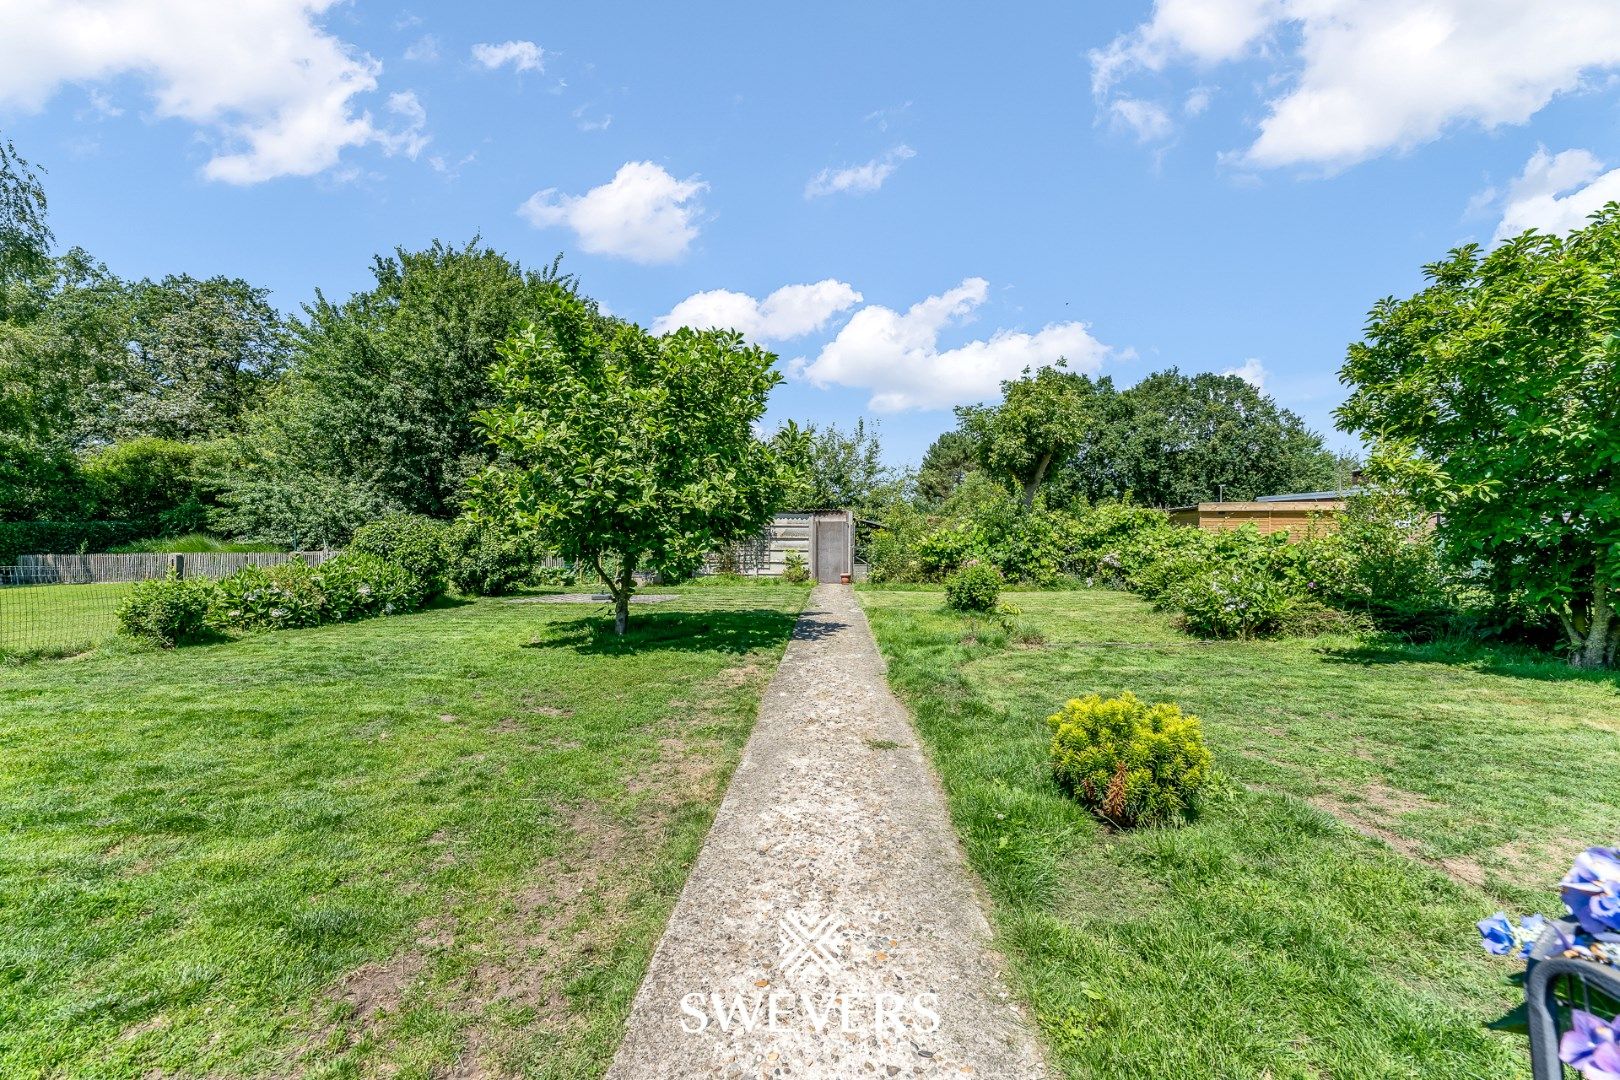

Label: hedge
[0,521,151,565]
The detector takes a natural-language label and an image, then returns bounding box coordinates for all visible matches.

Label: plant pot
[839,574,851,584]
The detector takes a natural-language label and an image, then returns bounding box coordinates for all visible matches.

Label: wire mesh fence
[0,552,339,658]
[0,565,149,657]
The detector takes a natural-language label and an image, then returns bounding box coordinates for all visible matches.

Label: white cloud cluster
[1488,147,1620,241]
[1093,0,1620,170]
[471,40,544,73]
[801,278,1112,412]
[1221,358,1267,388]
[0,0,426,184]
[653,280,863,341]
[518,161,706,264]
[805,145,915,198]
[1110,98,1173,143]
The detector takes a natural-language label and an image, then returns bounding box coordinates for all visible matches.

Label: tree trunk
[1021,452,1054,510]
[613,555,638,636]
[1573,588,1615,669]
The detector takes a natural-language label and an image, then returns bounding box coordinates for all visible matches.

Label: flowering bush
[1046,692,1211,827]
[317,552,418,620]
[212,562,326,630]
[1169,561,1300,639]
[945,561,1002,612]
[1478,846,1620,1078]
[116,573,219,646]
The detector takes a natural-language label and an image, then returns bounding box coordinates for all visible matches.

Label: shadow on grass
[527,607,818,655]
[1317,635,1620,689]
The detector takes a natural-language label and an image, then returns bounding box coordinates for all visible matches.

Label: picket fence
[14,550,339,586]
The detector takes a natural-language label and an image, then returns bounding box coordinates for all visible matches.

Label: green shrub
[1169,561,1299,639]
[212,562,327,631]
[782,549,811,583]
[81,438,204,523]
[447,520,543,596]
[349,513,452,599]
[1046,692,1211,826]
[316,552,418,620]
[917,524,980,581]
[1068,501,1177,584]
[945,561,1002,612]
[117,573,218,647]
[0,520,149,563]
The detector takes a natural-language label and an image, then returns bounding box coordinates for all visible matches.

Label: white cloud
[805,145,915,198]
[1110,98,1173,142]
[1094,0,1620,171]
[1489,147,1620,240]
[1222,358,1267,388]
[471,40,543,73]
[1183,86,1214,117]
[653,280,863,341]
[403,35,439,63]
[518,161,706,264]
[0,0,425,184]
[572,104,611,132]
[801,278,1114,412]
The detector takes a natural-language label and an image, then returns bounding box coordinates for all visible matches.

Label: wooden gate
[813,512,851,583]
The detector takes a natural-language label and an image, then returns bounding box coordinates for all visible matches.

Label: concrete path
[607,585,1047,1079]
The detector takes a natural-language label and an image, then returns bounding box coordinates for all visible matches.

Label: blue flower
[1560,1009,1620,1080]
[1562,847,1620,937]
[1478,911,1517,956]
[1477,911,1547,958]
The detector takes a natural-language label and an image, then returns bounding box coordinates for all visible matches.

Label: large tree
[224,241,573,541]
[771,418,895,510]
[957,364,1102,508]
[470,293,786,634]
[1339,207,1620,668]
[1053,369,1335,508]
[108,274,286,443]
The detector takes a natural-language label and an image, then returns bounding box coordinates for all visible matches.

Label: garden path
[607,584,1046,1079]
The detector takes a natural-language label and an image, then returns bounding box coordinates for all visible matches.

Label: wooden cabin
[1165,499,1343,540]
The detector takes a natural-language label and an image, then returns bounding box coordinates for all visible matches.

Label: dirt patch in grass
[1308,782,1486,888]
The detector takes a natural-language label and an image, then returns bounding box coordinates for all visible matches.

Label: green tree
[957,364,1102,508]
[0,135,51,310]
[236,240,571,524]
[470,295,786,634]
[772,418,894,510]
[108,274,287,442]
[1339,207,1620,668]
[916,428,977,504]
[1053,369,1335,508]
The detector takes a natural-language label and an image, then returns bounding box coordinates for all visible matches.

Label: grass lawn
[1,580,131,660]
[860,586,1620,1079]
[0,583,807,1079]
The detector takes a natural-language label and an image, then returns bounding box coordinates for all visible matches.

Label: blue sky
[5,0,1620,465]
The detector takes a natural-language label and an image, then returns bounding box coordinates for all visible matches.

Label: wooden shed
[1166,499,1343,541]
[706,510,858,582]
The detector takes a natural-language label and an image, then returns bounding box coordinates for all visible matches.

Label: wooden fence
[13,551,339,585]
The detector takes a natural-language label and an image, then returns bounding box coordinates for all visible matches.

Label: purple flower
[1561,848,1620,937]
[1478,912,1517,955]
[1477,911,1547,958]
[1560,1009,1620,1080]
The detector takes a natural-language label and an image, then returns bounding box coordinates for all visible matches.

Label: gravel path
[607,585,1047,1079]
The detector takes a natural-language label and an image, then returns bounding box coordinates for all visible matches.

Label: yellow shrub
[1046,692,1211,826]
